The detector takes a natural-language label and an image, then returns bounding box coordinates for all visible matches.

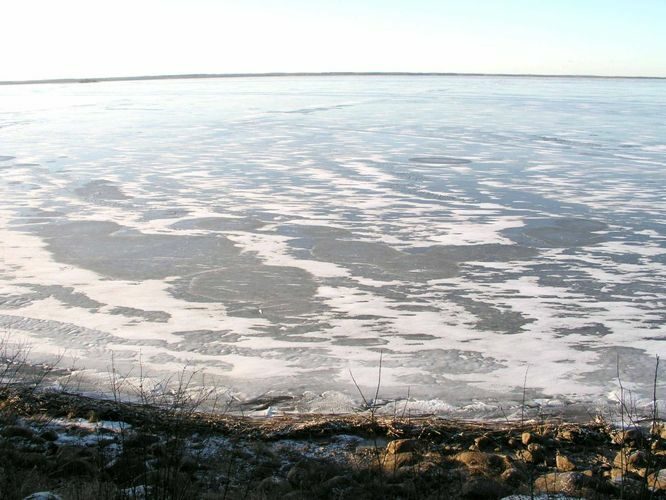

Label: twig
[349,367,369,410]
[521,364,529,427]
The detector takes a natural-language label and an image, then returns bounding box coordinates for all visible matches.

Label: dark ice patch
[173,329,242,341]
[0,293,39,309]
[0,285,103,310]
[75,180,131,201]
[313,239,403,265]
[35,220,239,280]
[574,346,666,389]
[503,218,608,248]
[395,333,438,341]
[0,314,113,349]
[379,349,505,374]
[171,217,264,232]
[408,244,537,263]
[179,264,323,321]
[141,208,191,221]
[409,157,471,165]
[310,239,461,280]
[0,156,15,162]
[331,337,389,347]
[28,285,104,309]
[110,306,171,323]
[276,224,353,239]
[555,323,611,338]
[450,295,535,334]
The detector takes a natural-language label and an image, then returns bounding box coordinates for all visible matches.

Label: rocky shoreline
[0,388,665,499]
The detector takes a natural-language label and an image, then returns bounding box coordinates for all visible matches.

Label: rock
[40,430,59,442]
[557,429,576,441]
[461,477,510,499]
[507,437,520,448]
[256,477,291,495]
[107,455,147,482]
[179,456,202,473]
[518,443,545,464]
[610,468,624,481]
[56,445,92,459]
[627,450,646,467]
[501,467,527,486]
[609,467,642,488]
[322,475,357,491]
[286,460,329,487]
[386,438,418,454]
[454,451,505,474]
[474,435,494,451]
[613,448,646,471]
[14,451,48,468]
[648,469,666,490]
[2,425,34,439]
[612,427,643,445]
[282,491,307,500]
[555,453,576,471]
[56,458,97,477]
[521,432,534,446]
[613,450,626,469]
[383,451,417,472]
[125,433,160,449]
[23,493,63,500]
[395,460,441,478]
[651,422,666,439]
[378,483,416,498]
[533,471,588,495]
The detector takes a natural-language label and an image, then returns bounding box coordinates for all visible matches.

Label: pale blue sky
[3,0,665,80]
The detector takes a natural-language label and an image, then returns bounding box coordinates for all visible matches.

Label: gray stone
[533,471,588,495]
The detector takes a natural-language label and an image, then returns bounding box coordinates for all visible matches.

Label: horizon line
[2,71,666,86]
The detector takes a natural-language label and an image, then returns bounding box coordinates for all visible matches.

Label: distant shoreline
[1,71,666,86]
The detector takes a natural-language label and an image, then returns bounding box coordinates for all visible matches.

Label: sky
[2,0,666,80]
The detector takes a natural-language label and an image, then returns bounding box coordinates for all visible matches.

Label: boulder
[386,438,418,454]
[533,471,588,495]
[500,467,527,487]
[557,429,576,442]
[2,425,34,439]
[521,432,535,446]
[383,451,418,472]
[56,458,97,477]
[286,460,329,487]
[454,451,505,474]
[648,469,666,490]
[613,448,646,471]
[555,453,576,471]
[40,430,59,442]
[518,443,545,464]
[461,477,510,499]
[322,475,357,492]
[474,435,494,451]
[612,427,643,446]
[256,477,291,496]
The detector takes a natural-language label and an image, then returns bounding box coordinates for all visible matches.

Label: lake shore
[2,385,666,499]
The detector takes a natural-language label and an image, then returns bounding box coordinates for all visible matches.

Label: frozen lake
[1,76,665,415]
